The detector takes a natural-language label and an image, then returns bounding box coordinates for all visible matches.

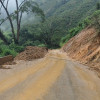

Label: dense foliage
[60,17,91,46]
[60,9,100,46]
[0,41,24,57]
[1,0,100,57]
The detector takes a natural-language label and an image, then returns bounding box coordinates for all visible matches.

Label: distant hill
[39,0,100,29]
[25,0,100,39]
[2,0,100,32]
[1,0,100,48]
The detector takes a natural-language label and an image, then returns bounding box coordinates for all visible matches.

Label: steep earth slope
[63,27,100,76]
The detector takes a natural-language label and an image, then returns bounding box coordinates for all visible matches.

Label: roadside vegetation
[60,17,91,46]
[60,3,100,46]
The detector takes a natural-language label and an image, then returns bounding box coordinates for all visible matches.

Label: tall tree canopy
[0,0,45,44]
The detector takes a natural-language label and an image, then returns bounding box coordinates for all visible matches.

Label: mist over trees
[0,0,44,44]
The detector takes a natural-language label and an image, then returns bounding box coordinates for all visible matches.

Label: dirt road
[0,50,100,100]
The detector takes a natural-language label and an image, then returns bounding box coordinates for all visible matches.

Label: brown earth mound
[63,27,100,76]
[15,46,48,61]
[0,55,14,65]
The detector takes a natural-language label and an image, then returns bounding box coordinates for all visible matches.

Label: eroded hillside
[63,27,100,76]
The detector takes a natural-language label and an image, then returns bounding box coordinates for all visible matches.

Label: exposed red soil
[63,27,100,76]
[0,55,14,65]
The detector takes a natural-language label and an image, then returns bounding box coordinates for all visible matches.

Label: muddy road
[0,50,100,100]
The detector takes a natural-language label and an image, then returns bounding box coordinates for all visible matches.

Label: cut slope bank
[63,27,100,75]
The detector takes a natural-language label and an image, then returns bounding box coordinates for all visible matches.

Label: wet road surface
[0,50,100,100]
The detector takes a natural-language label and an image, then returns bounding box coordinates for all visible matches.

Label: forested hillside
[3,0,100,32]
[37,0,100,29]
[22,0,100,47]
[0,0,100,57]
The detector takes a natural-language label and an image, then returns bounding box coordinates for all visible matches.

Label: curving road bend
[0,50,100,100]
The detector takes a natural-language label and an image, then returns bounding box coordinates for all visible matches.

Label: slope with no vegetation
[63,27,100,76]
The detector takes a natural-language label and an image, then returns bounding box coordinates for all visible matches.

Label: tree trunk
[0,31,9,45]
[0,0,16,44]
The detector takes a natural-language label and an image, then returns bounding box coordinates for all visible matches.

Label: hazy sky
[5,0,21,12]
[0,0,35,30]
[0,0,25,20]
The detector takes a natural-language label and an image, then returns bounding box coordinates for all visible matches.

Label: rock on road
[0,50,100,100]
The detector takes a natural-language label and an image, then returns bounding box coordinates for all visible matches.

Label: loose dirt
[62,27,100,77]
[0,50,100,100]
[15,46,48,61]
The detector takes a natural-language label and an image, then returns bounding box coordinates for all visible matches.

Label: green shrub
[60,16,92,47]
[60,34,71,47]
[0,44,23,57]
[9,44,24,52]
[38,44,46,47]
[3,49,12,56]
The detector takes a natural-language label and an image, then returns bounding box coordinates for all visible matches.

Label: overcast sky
[0,0,27,21]
[5,0,21,12]
[0,0,36,30]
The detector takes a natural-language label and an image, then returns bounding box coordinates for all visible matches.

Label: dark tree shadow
[0,66,11,69]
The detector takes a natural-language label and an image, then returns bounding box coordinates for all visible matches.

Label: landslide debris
[15,46,48,61]
[63,27,100,76]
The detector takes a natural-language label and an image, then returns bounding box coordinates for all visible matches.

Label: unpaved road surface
[0,50,100,100]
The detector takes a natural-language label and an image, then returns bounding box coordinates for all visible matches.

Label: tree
[40,17,64,48]
[62,0,67,4]
[0,0,45,44]
[96,2,100,10]
[0,29,9,44]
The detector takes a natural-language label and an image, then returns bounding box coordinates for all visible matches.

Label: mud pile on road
[63,27,100,76]
[15,46,48,61]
